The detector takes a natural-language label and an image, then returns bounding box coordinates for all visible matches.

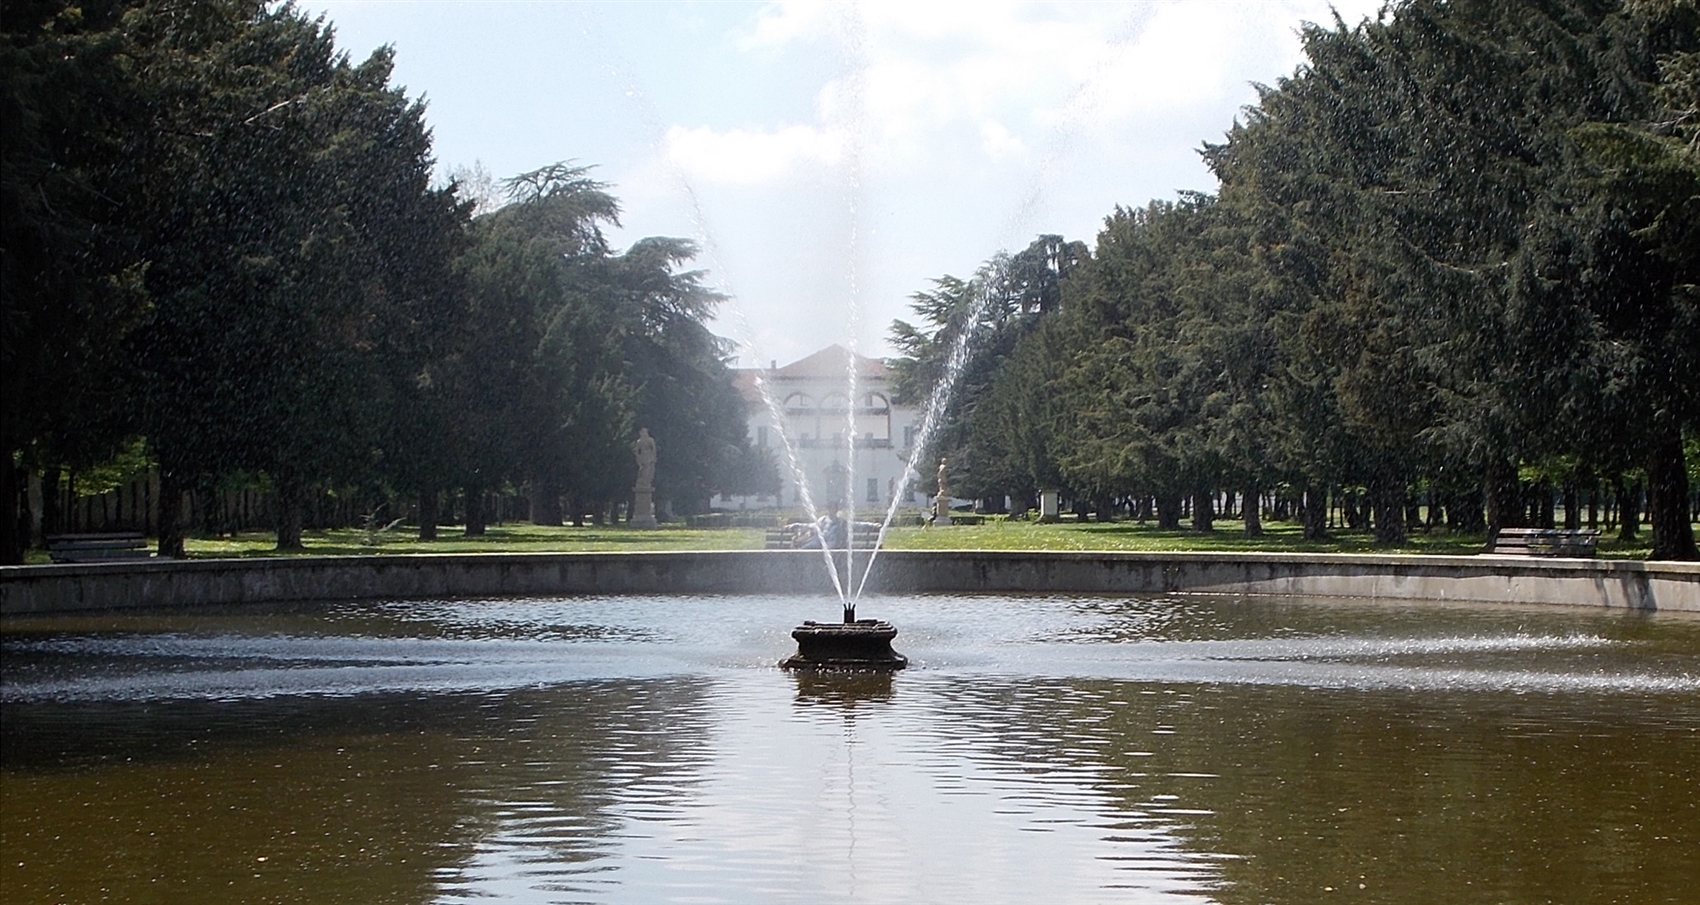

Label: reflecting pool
[4,593,1698,904]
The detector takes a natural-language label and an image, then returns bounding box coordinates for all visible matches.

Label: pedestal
[1039,488,1060,523]
[631,486,658,529]
[932,493,952,526]
[780,619,907,670]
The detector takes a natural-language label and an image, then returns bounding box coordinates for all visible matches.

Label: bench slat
[47,532,152,563]
[1489,527,1599,557]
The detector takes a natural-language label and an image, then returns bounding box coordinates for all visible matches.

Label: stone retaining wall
[2,551,1696,616]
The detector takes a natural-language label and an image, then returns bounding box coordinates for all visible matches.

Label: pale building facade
[713,345,926,514]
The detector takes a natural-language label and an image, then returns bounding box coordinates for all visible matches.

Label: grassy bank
[130,517,1659,560]
[18,516,1672,564]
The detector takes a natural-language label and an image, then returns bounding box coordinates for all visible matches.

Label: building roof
[732,344,891,404]
[773,344,890,379]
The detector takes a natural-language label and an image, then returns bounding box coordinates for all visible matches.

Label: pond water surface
[3,593,1698,904]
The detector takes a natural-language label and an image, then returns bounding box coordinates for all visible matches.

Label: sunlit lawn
[183,523,764,557]
[157,517,1664,560]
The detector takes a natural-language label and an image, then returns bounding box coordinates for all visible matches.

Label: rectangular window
[867,478,879,503]
[757,426,768,448]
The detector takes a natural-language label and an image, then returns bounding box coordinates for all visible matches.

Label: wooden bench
[46,532,153,563]
[1489,527,1599,558]
[764,524,882,550]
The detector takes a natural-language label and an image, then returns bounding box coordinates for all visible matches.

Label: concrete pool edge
[2,550,1696,615]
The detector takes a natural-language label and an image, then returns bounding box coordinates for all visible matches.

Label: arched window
[856,392,891,441]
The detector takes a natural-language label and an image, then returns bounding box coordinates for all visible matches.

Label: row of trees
[893,0,1699,559]
[2,0,765,562]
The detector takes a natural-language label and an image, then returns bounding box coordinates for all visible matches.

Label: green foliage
[887,234,1087,504]
[449,171,755,520]
[897,0,1699,557]
[1,3,758,557]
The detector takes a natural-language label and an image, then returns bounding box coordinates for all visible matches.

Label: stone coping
[2,550,1697,615]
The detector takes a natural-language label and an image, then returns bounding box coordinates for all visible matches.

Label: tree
[888,235,1086,508]
[449,164,754,525]
[1,0,157,561]
[121,4,465,552]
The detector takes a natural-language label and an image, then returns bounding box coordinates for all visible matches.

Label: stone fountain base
[780,619,907,670]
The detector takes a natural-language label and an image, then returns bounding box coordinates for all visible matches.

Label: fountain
[9,9,1700,905]
[779,617,906,670]
[765,295,994,669]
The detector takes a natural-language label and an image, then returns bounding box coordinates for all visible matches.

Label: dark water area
[3,593,1698,904]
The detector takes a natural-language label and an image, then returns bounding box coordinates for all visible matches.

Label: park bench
[1488,527,1599,558]
[46,531,152,563]
[764,524,882,550]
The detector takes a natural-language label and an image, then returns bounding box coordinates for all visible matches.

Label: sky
[301,0,1387,367]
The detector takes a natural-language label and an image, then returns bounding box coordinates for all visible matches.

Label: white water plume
[575,2,1157,612]
[566,10,866,604]
[853,268,1001,600]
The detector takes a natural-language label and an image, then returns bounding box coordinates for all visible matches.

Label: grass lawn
[181,523,765,557]
[129,517,1663,560]
[17,516,1671,563]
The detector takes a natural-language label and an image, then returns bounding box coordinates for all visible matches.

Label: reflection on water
[3,594,1698,904]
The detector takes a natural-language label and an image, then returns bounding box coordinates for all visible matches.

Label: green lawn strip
[15,518,1666,563]
[886,519,1654,558]
[182,524,764,557]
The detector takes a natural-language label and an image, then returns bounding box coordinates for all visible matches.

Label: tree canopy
[891,0,1698,558]
[1,0,758,560]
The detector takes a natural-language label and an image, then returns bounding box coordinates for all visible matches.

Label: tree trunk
[39,466,62,544]
[1243,483,1263,537]
[1301,482,1328,540]
[1014,492,1037,518]
[1095,497,1116,523]
[275,470,305,552]
[201,478,222,538]
[418,489,439,541]
[1339,488,1361,530]
[1615,474,1640,542]
[1155,493,1183,530]
[1191,483,1215,532]
[1,457,25,564]
[1371,471,1406,545]
[531,481,563,527]
[158,467,187,558]
[464,487,487,537]
[1485,458,1522,538]
[1647,433,1698,561]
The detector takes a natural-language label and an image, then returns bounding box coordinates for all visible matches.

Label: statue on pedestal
[633,428,657,492]
[932,457,952,526]
[631,428,659,528]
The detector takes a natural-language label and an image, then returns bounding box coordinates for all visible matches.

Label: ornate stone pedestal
[631,486,658,529]
[780,619,907,670]
[1039,488,1060,523]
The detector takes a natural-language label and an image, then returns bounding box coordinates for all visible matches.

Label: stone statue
[932,458,952,526]
[633,428,657,492]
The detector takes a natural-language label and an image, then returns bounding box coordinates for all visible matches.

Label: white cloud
[697,2,1162,185]
[665,123,848,185]
[739,1,834,49]
[978,119,1026,162]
